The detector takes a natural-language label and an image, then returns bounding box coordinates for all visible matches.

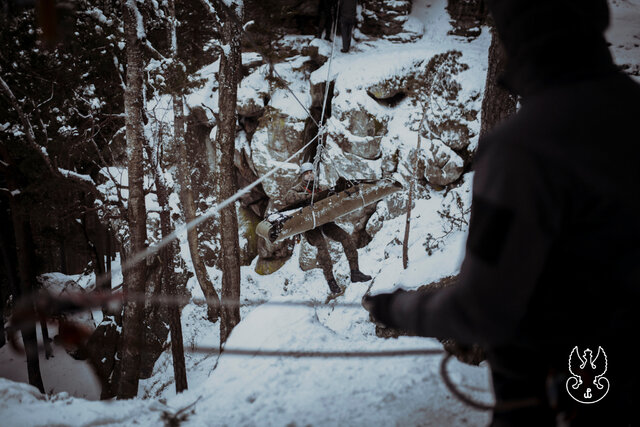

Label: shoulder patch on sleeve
[467,196,514,265]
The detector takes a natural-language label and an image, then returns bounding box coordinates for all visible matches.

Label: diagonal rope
[92,132,319,290]
[309,0,340,205]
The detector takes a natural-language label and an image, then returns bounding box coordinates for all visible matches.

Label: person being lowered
[284,162,371,295]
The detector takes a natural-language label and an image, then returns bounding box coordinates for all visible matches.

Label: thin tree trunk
[480,26,517,139]
[12,209,45,394]
[143,137,188,393]
[0,302,4,349]
[40,318,53,359]
[216,1,243,344]
[1,144,45,393]
[168,0,220,323]
[117,0,148,399]
[0,278,4,348]
[402,105,428,269]
[0,217,17,350]
[173,95,221,322]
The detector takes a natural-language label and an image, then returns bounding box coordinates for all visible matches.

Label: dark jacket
[389,0,639,422]
[339,0,357,23]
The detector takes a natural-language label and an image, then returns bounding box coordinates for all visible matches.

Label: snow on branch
[0,73,54,174]
[58,168,95,184]
[197,0,223,33]
[0,72,100,194]
[126,0,146,40]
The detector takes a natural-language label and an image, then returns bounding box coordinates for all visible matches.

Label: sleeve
[284,185,310,206]
[389,141,562,347]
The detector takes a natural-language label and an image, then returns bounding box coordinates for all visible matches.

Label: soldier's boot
[327,278,341,294]
[350,270,372,282]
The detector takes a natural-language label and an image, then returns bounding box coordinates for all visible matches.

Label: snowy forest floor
[1,0,639,425]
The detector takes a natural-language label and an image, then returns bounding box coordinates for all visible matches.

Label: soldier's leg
[321,222,358,271]
[304,229,335,282]
[340,20,352,51]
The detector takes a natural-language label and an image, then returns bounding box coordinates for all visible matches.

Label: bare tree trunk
[11,208,45,394]
[402,105,428,269]
[0,277,4,348]
[168,0,220,324]
[0,306,4,349]
[40,318,53,359]
[117,0,148,399]
[0,224,9,350]
[215,0,243,344]
[144,137,188,393]
[0,144,45,393]
[173,94,221,322]
[480,26,517,139]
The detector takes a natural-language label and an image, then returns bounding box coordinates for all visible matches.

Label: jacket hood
[487,0,617,97]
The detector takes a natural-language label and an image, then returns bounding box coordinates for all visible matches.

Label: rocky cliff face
[186,1,487,274]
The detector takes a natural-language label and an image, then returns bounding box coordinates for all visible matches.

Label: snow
[58,167,94,183]
[0,324,101,401]
[2,0,640,425]
[85,7,113,26]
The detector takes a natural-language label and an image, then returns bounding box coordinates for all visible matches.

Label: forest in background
[1,0,532,402]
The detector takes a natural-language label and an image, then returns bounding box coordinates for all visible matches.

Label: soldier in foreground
[363,0,639,425]
[285,163,371,295]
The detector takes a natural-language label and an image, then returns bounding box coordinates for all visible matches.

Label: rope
[310,0,341,204]
[439,352,495,411]
[318,0,340,127]
[9,288,499,412]
[93,132,319,291]
[200,347,446,358]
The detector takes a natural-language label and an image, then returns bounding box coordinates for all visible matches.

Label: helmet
[299,162,314,176]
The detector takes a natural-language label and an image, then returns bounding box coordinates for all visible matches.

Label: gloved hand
[362,289,406,328]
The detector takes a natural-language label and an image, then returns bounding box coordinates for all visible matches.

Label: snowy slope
[2,0,639,426]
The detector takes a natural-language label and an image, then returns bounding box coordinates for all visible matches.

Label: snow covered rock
[325,89,389,166]
[367,80,405,101]
[0,378,47,403]
[360,0,413,39]
[327,117,383,161]
[237,67,269,118]
[318,137,383,186]
[250,106,306,200]
[446,0,485,39]
[419,139,465,186]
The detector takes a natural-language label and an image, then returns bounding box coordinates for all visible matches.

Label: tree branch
[0,71,101,196]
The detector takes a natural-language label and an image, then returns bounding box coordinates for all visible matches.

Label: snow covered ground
[2,0,639,425]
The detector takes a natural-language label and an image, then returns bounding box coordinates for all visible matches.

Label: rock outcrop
[360,0,418,41]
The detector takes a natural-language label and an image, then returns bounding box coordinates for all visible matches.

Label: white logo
[566,346,609,404]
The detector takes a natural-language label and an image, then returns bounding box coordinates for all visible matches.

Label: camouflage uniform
[285,179,359,282]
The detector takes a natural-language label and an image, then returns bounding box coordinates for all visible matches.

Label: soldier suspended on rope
[285,163,371,295]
